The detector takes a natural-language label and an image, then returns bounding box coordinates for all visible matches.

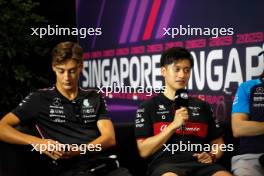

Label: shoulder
[136,96,160,116]
[139,96,158,109]
[23,86,55,99]
[189,97,209,105]
[80,87,100,94]
[79,87,98,93]
[239,79,262,90]
[189,97,211,110]
[234,79,263,99]
[36,86,56,95]
[26,86,57,101]
[79,87,104,101]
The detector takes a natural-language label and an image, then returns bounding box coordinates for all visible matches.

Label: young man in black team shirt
[0,42,131,176]
[135,47,232,176]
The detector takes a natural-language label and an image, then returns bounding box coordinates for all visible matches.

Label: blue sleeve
[232,83,250,114]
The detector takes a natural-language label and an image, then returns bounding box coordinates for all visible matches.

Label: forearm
[233,120,264,137]
[0,122,41,145]
[87,134,115,152]
[211,147,224,161]
[210,137,225,161]
[137,124,177,158]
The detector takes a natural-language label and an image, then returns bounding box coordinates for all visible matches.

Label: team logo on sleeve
[19,93,33,106]
[135,108,145,128]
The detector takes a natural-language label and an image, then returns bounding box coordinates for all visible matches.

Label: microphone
[259,154,264,167]
[174,89,189,110]
[89,155,119,173]
[90,163,107,173]
[258,51,264,56]
[174,89,189,130]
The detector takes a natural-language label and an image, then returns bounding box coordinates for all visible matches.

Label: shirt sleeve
[232,83,249,114]
[97,93,109,120]
[11,92,40,124]
[134,101,153,139]
[205,103,223,141]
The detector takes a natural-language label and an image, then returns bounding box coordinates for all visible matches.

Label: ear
[52,64,56,72]
[161,66,166,77]
[51,64,56,72]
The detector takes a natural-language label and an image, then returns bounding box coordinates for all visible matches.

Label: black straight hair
[160,47,194,68]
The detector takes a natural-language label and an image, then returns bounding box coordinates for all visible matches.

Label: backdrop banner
[77,0,264,122]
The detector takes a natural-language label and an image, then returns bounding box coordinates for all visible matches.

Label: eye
[69,69,77,74]
[183,68,190,73]
[57,68,64,74]
[174,67,181,72]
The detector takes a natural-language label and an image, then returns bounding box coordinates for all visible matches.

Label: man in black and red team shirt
[134,47,232,176]
[0,42,131,176]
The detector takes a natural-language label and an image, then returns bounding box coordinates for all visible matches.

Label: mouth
[63,82,72,86]
[175,80,185,84]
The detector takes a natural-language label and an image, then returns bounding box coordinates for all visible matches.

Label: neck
[163,85,176,100]
[56,83,78,100]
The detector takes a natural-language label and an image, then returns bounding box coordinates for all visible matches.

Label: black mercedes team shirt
[12,86,109,145]
[135,93,223,163]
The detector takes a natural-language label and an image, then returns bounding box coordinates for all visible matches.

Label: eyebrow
[173,65,191,69]
[55,66,78,70]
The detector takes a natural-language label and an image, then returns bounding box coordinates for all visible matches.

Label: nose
[63,71,70,81]
[178,69,185,78]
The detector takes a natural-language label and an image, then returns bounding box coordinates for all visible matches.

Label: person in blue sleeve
[231,51,264,176]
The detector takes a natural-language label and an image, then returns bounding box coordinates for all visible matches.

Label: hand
[193,152,214,164]
[31,138,64,160]
[60,145,81,159]
[170,107,188,130]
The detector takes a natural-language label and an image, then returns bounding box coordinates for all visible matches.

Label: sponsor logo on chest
[156,104,170,120]
[81,99,96,123]
[49,97,66,123]
[252,87,264,108]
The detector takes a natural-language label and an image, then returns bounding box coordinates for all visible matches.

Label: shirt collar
[158,93,174,105]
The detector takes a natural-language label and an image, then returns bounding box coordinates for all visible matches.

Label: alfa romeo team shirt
[232,78,264,154]
[135,93,223,162]
[12,86,109,145]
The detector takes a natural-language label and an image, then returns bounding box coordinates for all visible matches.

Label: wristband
[208,152,216,162]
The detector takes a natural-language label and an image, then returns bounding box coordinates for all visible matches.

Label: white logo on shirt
[52,97,62,107]
[83,99,90,107]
